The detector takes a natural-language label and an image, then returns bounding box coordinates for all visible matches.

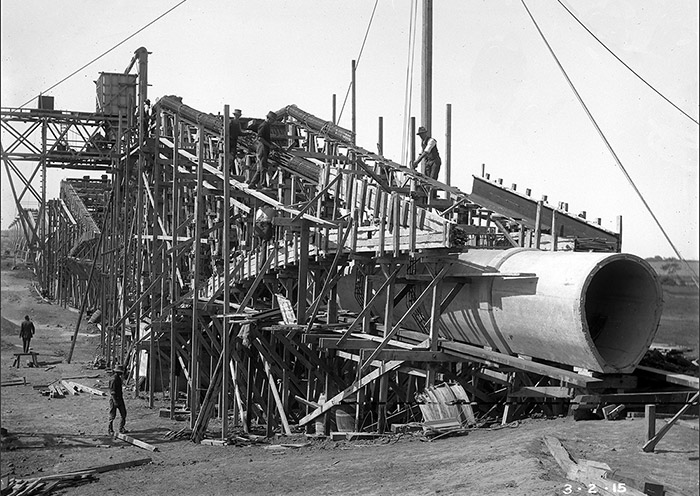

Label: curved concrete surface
[338,249,663,374]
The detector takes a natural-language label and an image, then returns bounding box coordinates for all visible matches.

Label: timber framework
[3,47,692,442]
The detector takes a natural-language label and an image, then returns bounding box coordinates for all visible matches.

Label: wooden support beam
[298,359,404,426]
[373,350,460,362]
[319,338,383,350]
[361,265,449,371]
[263,358,292,435]
[334,266,401,347]
[642,391,699,452]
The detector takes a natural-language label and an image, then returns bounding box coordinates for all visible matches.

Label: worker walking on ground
[250,111,277,188]
[19,315,35,353]
[108,364,128,435]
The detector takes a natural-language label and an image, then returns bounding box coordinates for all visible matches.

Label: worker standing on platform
[250,111,277,188]
[229,109,251,175]
[254,205,275,243]
[108,365,128,435]
[19,315,35,353]
[414,126,441,181]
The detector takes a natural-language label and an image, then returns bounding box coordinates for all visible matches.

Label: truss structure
[4,48,646,441]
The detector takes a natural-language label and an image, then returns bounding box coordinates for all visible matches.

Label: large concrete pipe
[339,249,663,374]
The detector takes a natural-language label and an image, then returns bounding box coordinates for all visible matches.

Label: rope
[337,0,380,125]
[17,0,187,109]
[556,0,698,126]
[521,0,699,286]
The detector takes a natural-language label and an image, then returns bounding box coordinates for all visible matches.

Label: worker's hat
[267,111,277,120]
[114,365,125,374]
[416,126,428,135]
[233,109,242,115]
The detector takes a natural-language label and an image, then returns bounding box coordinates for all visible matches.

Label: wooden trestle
[2,58,634,439]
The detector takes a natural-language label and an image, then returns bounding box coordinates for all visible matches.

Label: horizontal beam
[372,350,462,362]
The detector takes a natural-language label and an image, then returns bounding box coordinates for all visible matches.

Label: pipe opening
[584,259,661,370]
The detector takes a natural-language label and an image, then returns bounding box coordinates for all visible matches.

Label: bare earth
[1,262,698,496]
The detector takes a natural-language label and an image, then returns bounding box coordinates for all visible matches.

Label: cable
[17,0,187,109]
[520,0,699,286]
[556,0,698,126]
[337,0,380,124]
[400,0,419,166]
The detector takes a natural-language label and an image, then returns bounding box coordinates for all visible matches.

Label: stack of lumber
[2,458,151,495]
[39,380,106,399]
[163,428,191,441]
[2,473,96,495]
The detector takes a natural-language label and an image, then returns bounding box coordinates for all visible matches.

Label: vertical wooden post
[169,114,180,419]
[445,103,451,199]
[189,123,205,429]
[297,220,310,323]
[378,265,395,434]
[616,215,623,253]
[351,60,356,144]
[421,0,433,135]
[392,193,401,255]
[222,105,231,438]
[551,210,558,251]
[377,116,383,155]
[534,200,543,249]
[645,404,656,444]
[426,274,441,387]
[409,118,417,253]
[332,94,337,125]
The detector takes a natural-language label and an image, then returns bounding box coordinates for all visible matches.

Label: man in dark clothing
[229,109,252,175]
[19,315,35,353]
[413,126,441,180]
[250,111,277,188]
[108,365,127,435]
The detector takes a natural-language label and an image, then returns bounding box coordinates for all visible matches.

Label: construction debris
[2,458,151,496]
[114,433,158,452]
[543,436,645,496]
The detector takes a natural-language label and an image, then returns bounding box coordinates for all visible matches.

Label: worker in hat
[228,109,252,173]
[250,111,278,188]
[413,126,441,181]
[108,364,127,435]
[413,126,442,199]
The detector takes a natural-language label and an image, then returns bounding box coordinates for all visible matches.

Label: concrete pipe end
[582,254,663,373]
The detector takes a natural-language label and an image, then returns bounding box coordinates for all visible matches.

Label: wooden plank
[263,359,292,435]
[298,359,405,426]
[60,380,78,395]
[21,458,151,482]
[635,365,699,389]
[318,338,382,350]
[643,391,700,452]
[509,386,573,399]
[360,266,449,371]
[373,350,462,362]
[66,381,106,396]
[115,433,159,452]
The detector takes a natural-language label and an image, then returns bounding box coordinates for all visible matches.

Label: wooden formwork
[8,50,668,442]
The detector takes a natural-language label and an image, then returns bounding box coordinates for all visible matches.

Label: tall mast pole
[421,0,433,133]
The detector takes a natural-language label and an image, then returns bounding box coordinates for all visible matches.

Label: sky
[1,0,698,259]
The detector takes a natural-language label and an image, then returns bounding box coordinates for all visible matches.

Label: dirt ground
[1,260,698,495]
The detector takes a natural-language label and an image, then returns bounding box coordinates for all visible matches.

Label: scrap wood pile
[39,380,106,398]
[1,458,151,496]
[2,472,96,495]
